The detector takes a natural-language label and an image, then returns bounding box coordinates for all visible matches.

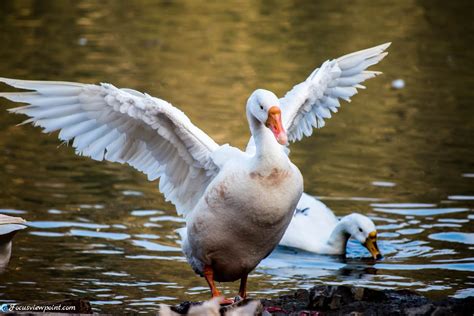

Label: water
[0,0,473,313]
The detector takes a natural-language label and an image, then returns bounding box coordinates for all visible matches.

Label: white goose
[280,193,381,259]
[0,42,388,302]
[179,42,388,262]
[0,79,303,303]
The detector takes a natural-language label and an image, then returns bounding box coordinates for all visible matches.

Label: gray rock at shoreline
[170,285,474,316]
[259,285,474,316]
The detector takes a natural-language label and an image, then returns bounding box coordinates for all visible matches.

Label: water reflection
[373,207,470,216]
[429,233,474,245]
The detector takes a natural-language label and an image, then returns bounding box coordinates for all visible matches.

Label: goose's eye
[260,105,264,110]
[359,228,363,233]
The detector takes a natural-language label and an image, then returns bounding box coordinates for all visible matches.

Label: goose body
[184,149,302,282]
[0,42,389,300]
[183,91,303,282]
[280,193,381,259]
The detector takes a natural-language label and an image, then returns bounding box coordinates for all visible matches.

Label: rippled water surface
[0,0,473,313]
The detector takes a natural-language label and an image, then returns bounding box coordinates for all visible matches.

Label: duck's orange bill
[363,230,382,260]
[265,106,288,145]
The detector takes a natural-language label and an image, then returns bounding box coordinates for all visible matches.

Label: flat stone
[404,303,433,316]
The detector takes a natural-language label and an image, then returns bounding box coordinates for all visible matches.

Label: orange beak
[363,231,382,260]
[265,106,288,145]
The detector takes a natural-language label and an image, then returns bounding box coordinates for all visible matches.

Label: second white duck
[280,193,381,259]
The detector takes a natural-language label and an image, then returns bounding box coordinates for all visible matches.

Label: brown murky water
[0,0,473,313]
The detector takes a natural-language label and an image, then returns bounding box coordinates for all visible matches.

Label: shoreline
[169,285,474,315]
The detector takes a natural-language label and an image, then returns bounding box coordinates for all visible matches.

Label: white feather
[0,77,220,216]
[37,112,90,133]
[59,120,97,141]
[280,43,390,142]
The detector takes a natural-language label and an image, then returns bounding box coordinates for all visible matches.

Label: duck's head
[344,213,381,260]
[247,89,287,145]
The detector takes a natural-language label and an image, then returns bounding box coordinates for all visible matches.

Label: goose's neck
[247,110,285,167]
[326,218,351,251]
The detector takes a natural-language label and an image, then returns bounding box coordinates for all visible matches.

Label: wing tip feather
[0,77,14,84]
[380,42,392,51]
[366,70,383,76]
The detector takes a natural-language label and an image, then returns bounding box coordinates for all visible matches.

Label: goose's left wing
[0,78,221,216]
[281,43,390,142]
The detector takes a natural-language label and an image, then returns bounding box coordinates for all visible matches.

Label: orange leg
[203,265,233,305]
[238,274,248,299]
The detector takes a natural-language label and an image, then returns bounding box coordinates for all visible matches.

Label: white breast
[183,157,303,281]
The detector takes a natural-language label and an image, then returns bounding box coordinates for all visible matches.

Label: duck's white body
[280,193,379,257]
[280,193,339,254]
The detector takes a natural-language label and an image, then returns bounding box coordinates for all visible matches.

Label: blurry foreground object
[0,214,26,272]
[159,297,260,316]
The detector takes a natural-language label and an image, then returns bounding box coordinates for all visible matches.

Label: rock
[262,285,472,316]
[260,289,311,314]
[404,303,434,316]
[306,285,388,311]
[431,306,451,316]
[16,288,473,316]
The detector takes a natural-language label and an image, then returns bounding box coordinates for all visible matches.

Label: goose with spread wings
[0,78,304,303]
[0,42,388,302]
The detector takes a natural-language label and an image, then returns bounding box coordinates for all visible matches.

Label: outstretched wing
[0,78,221,216]
[281,43,390,142]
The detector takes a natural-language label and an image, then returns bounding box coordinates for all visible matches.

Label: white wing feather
[0,77,220,216]
[281,43,391,142]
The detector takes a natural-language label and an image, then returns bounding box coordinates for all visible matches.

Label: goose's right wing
[281,43,390,142]
[0,78,221,216]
